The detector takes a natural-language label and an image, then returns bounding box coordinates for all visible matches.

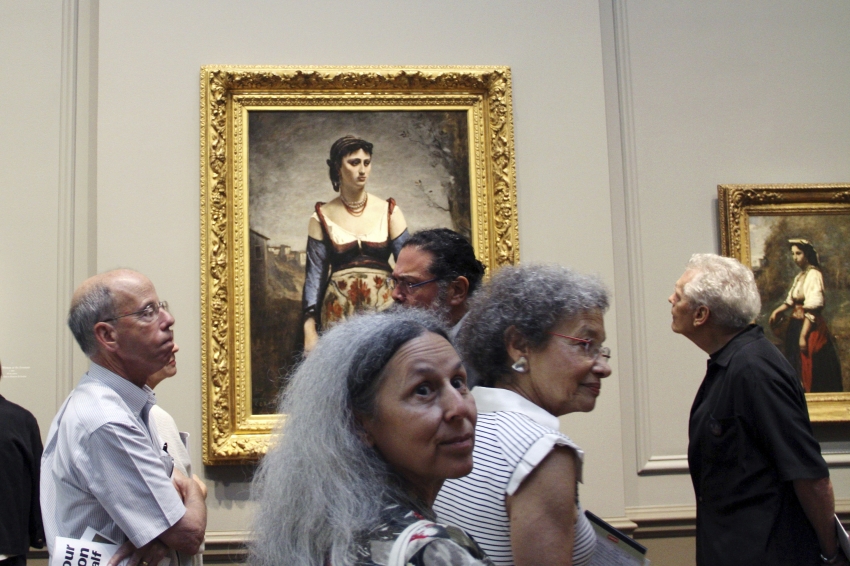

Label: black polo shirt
[0,394,45,556]
[688,325,828,566]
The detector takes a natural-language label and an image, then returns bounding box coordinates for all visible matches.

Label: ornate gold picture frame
[719,184,850,422]
[200,66,519,464]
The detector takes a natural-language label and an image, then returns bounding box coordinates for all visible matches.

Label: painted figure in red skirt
[769,239,843,392]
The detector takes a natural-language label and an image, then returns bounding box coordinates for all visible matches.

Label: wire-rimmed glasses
[547,332,611,361]
[102,301,169,324]
[387,276,441,294]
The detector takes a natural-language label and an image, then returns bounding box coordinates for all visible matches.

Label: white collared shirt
[41,363,186,560]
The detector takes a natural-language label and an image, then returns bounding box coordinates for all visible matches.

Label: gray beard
[387,296,452,325]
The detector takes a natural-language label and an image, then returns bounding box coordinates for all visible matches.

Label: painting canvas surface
[247,110,471,413]
[748,214,850,393]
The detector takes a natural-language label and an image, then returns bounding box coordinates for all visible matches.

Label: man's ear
[93,321,120,353]
[693,305,710,327]
[446,276,470,306]
[504,325,530,365]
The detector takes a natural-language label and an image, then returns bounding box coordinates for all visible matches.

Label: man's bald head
[68,269,148,356]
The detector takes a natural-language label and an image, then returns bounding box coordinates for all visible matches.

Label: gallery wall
[2,1,849,564]
[601,1,850,519]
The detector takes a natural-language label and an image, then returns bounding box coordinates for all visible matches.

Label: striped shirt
[433,387,596,566]
[41,363,186,560]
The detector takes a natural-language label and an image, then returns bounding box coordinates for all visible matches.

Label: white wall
[2,0,849,556]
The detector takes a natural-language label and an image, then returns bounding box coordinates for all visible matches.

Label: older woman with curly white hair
[433,264,611,566]
[250,309,493,566]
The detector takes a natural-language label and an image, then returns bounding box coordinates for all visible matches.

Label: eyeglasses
[387,275,441,294]
[547,332,611,361]
[102,301,169,324]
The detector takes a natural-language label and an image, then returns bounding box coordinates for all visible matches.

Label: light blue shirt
[41,363,185,557]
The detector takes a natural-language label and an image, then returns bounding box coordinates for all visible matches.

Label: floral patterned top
[352,501,493,566]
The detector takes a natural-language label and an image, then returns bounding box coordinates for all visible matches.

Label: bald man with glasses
[41,270,206,566]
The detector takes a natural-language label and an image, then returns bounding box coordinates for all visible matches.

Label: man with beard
[390,228,485,339]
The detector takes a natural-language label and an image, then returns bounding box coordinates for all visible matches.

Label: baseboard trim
[627,499,850,539]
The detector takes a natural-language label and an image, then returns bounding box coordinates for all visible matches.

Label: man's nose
[391,285,405,302]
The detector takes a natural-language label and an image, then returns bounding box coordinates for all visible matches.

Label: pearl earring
[511,356,529,373]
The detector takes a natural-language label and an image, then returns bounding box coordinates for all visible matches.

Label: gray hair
[68,284,116,356]
[458,263,609,387]
[250,309,449,566]
[683,253,760,330]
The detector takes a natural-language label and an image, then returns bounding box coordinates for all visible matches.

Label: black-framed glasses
[547,332,611,361]
[387,275,441,294]
[102,301,169,324]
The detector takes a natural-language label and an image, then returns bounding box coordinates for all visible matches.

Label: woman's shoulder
[396,520,493,566]
[405,526,494,565]
[357,503,492,565]
[479,409,569,446]
[802,266,824,282]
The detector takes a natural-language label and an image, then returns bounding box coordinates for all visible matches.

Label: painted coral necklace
[341,192,368,216]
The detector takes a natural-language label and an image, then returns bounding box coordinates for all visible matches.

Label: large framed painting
[200,66,519,464]
[719,184,850,422]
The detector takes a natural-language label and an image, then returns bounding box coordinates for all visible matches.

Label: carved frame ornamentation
[719,183,850,422]
[200,66,519,464]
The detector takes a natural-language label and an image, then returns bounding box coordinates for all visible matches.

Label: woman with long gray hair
[433,264,611,566]
[250,309,492,566]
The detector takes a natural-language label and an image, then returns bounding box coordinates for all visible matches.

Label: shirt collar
[709,324,763,368]
[471,386,561,430]
[449,312,468,341]
[88,362,157,417]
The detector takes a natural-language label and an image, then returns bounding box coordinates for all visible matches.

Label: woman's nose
[443,386,475,421]
[593,358,612,378]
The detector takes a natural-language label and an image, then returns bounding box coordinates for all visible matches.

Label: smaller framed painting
[719,183,850,422]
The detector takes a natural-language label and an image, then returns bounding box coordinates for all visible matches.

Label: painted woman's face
[338,149,371,191]
[791,245,808,268]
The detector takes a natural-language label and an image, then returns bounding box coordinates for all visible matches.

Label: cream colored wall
[93,0,620,533]
[2,1,849,562]
[601,1,850,519]
[0,2,62,430]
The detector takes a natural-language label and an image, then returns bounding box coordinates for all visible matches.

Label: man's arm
[794,477,848,564]
[157,470,207,555]
[107,471,207,566]
[107,539,169,566]
[87,423,194,552]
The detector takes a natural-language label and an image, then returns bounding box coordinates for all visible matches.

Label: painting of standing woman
[749,215,850,393]
[247,111,472,414]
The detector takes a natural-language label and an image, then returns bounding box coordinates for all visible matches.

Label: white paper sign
[51,537,119,566]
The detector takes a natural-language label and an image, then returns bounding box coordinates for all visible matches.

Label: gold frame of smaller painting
[200,66,519,464]
[719,183,850,422]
